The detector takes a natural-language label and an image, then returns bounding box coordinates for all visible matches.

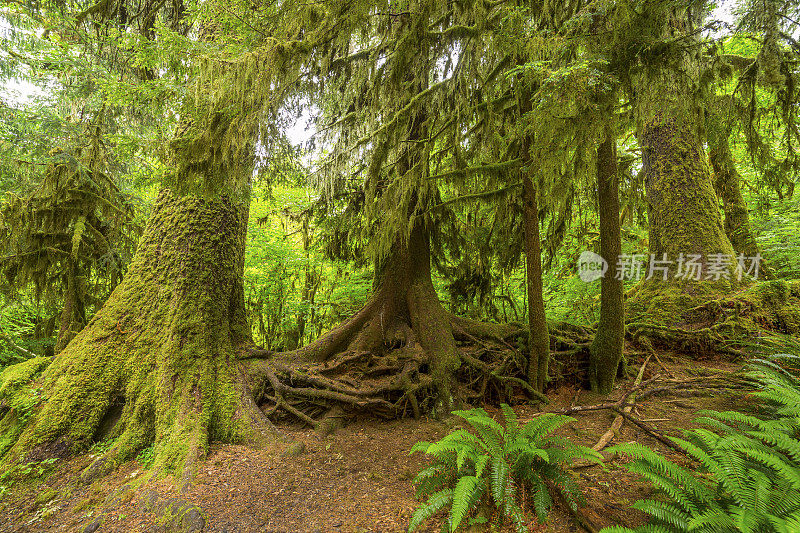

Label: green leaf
[450,475,482,531]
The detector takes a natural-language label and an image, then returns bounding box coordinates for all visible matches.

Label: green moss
[627,277,735,327]
[1,189,276,483]
[0,357,50,398]
[626,280,800,358]
[0,358,52,457]
[34,489,58,505]
[730,281,800,335]
[72,497,96,514]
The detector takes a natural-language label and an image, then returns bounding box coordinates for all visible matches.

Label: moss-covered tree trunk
[709,139,761,260]
[631,9,737,302]
[0,189,276,484]
[590,128,624,394]
[638,116,736,269]
[522,168,549,393]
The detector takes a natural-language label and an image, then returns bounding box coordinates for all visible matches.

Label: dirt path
[0,355,745,533]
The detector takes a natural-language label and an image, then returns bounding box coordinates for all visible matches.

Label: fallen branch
[611,408,685,454]
[592,355,651,452]
[0,330,38,359]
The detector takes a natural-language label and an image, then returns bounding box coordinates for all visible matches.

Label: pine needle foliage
[0,135,140,312]
[602,356,800,533]
[409,404,601,532]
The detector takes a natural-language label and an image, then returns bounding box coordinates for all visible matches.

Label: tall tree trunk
[638,115,736,270]
[709,139,761,260]
[632,6,737,275]
[0,189,276,483]
[54,261,86,354]
[630,10,737,303]
[590,128,624,394]
[522,157,549,393]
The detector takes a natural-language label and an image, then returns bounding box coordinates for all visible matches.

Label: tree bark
[638,116,736,270]
[590,128,624,394]
[0,189,276,484]
[284,221,460,410]
[54,261,86,354]
[522,169,549,393]
[632,8,737,283]
[708,139,761,260]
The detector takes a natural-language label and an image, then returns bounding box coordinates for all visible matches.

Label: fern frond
[449,475,484,531]
[474,453,490,478]
[631,499,690,530]
[410,441,433,454]
[491,456,509,507]
[521,414,574,443]
[500,403,519,440]
[408,489,454,532]
[530,476,551,521]
[686,509,738,533]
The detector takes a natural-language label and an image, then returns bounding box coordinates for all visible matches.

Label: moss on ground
[626,279,800,357]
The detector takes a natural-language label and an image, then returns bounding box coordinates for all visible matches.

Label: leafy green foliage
[136,445,155,468]
[244,187,372,350]
[603,357,800,533]
[0,141,141,351]
[409,405,601,532]
[752,195,800,280]
[0,458,57,499]
[0,298,51,370]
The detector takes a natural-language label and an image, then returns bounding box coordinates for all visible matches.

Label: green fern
[602,360,800,533]
[409,405,601,532]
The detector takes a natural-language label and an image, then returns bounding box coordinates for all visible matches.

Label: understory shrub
[408,404,601,532]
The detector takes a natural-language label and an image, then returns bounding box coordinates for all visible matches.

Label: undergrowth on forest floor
[0,457,57,499]
[602,354,800,533]
[408,404,601,532]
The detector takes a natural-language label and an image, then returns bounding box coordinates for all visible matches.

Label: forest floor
[0,351,745,533]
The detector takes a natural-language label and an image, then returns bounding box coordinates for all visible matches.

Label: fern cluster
[603,355,800,533]
[409,404,601,532]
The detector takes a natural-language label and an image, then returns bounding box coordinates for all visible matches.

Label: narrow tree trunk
[522,169,549,393]
[709,140,761,260]
[295,219,318,347]
[1,190,276,483]
[54,262,86,354]
[590,128,624,394]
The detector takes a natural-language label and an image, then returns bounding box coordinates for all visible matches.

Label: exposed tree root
[241,224,599,427]
[244,318,594,428]
[626,280,800,358]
